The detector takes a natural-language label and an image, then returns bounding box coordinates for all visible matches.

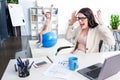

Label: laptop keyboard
[85,67,102,78]
[88,65,98,70]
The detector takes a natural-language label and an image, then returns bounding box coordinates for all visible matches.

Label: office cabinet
[29,7,58,36]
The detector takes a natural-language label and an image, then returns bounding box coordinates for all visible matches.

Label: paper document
[44,62,72,79]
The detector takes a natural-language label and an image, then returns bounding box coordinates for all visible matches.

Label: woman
[37,4,53,47]
[66,8,115,53]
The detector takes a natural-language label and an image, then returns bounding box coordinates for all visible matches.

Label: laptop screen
[77,54,120,80]
[98,54,120,80]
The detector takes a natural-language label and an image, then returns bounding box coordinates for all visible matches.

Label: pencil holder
[16,57,34,78]
[18,65,30,77]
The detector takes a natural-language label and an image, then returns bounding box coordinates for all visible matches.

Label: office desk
[29,38,74,58]
[1,51,120,80]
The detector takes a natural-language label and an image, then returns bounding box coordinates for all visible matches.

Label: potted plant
[110,14,120,29]
[7,0,18,4]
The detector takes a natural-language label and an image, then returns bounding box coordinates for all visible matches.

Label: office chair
[100,30,120,52]
[55,40,104,56]
[55,46,74,56]
[99,40,103,52]
[113,30,120,50]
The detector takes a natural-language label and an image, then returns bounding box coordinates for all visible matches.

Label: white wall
[19,0,120,35]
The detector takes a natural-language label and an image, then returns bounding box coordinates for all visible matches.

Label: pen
[18,57,23,63]
[28,61,34,69]
[46,56,53,63]
[17,58,21,64]
[17,57,24,67]
[17,60,23,67]
[25,59,29,66]
[14,64,17,72]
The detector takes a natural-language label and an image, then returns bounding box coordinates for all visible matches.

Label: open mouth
[80,23,85,27]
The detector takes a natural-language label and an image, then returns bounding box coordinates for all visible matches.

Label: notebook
[77,54,120,80]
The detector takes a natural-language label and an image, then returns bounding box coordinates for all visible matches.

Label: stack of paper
[44,62,72,79]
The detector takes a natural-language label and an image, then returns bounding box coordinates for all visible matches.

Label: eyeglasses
[76,17,87,21]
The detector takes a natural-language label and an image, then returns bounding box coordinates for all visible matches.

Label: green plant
[7,0,18,4]
[110,14,120,29]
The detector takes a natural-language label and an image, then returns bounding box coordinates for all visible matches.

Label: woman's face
[45,12,51,19]
[77,13,88,29]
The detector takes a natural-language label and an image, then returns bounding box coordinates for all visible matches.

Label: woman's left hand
[95,10,103,25]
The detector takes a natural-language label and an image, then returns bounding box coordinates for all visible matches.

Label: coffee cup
[68,57,79,71]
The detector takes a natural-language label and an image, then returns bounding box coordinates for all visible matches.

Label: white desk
[1,51,120,80]
[29,38,74,58]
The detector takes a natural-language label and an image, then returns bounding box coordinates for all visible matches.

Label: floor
[0,36,36,79]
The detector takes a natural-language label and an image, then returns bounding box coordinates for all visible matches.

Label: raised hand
[70,10,78,26]
[95,10,103,25]
[51,4,53,8]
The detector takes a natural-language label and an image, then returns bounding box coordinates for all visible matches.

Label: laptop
[77,54,120,80]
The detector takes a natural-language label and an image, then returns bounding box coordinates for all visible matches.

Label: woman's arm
[66,11,78,40]
[95,10,115,45]
[50,4,53,19]
[98,25,115,45]
[69,10,78,26]
[66,22,79,40]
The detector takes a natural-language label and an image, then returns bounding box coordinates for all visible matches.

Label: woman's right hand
[69,10,77,26]
[51,4,53,8]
